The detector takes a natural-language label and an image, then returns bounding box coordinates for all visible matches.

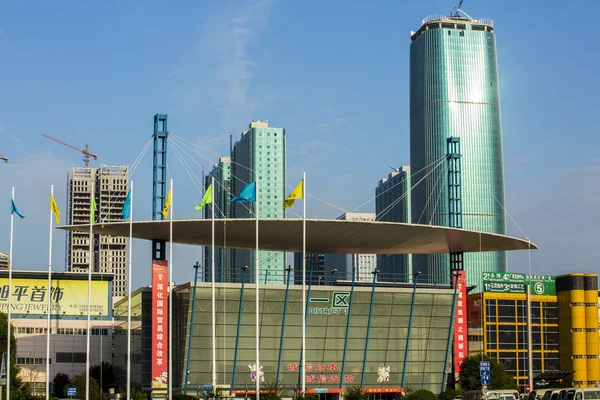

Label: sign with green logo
[332,292,350,308]
[481,273,555,295]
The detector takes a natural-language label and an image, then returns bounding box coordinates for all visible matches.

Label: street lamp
[329,268,338,285]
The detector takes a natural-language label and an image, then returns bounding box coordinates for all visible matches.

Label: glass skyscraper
[409,15,506,289]
[231,120,286,284]
[376,166,412,283]
[204,156,232,282]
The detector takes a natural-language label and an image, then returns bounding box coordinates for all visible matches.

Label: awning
[533,371,574,382]
[59,218,537,255]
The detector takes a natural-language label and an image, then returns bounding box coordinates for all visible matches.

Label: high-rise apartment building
[293,252,325,285]
[68,165,129,298]
[324,213,378,282]
[230,121,286,284]
[410,14,506,289]
[376,166,412,282]
[204,157,232,282]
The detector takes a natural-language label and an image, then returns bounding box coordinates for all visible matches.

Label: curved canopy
[59,219,536,255]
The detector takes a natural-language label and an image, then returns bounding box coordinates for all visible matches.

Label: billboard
[0,277,109,316]
[151,260,169,391]
[481,272,555,295]
[453,270,468,384]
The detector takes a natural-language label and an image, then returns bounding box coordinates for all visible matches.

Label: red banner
[152,260,168,390]
[453,270,468,383]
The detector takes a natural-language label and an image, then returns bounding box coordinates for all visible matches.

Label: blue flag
[122,189,131,220]
[230,182,256,203]
[10,199,24,219]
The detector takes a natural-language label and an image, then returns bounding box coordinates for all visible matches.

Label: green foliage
[119,386,148,400]
[344,386,369,400]
[0,312,22,395]
[89,361,117,394]
[439,389,463,400]
[261,381,287,400]
[174,393,196,400]
[295,391,317,400]
[53,372,71,398]
[70,372,102,400]
[459,354,517,391]
[406,389,437,400]
[404,386,416,396]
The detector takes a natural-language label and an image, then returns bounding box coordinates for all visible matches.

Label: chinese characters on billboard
[152,260,169,390]
[453,270,468,383]
[0,277,109,316]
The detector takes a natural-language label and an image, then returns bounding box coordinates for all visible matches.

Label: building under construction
[68,165,129,298]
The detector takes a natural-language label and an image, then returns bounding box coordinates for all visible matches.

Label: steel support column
[152,113,168,260]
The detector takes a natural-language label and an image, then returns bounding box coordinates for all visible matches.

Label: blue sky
[0,0,599,289]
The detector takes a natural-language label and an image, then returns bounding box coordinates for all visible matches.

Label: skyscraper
[230,121,286,283]
[376,166,412,282]
[68,165,129,298]
[293,252,325,285]
[410,14,506,289]
[324,212,378,282]
[204,156,232,282]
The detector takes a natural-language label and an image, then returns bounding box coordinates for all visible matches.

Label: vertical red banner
[452,270,468,383]
[152,260,169,390]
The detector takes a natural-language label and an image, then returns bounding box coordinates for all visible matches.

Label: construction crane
[42,134,98,167]
[452,0,464,16]
[0,156,7,163]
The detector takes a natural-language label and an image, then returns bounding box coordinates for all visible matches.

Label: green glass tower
[204,156,232,282]
[410,15,506,289]
[231,120,286,284]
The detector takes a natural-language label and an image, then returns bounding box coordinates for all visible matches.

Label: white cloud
[170,0,274,131]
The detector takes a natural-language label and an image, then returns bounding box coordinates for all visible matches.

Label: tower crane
[42,134,98,167]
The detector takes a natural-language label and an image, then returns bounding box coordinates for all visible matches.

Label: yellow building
[467,273,599,391]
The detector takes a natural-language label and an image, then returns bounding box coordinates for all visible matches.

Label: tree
[459,354,517,391]
[406,389,437,400]
[343,386,369,400]
[53,373,71,398]
[0,312,23,396]
[261,381,286,400]
[70,372,102,400]
[119,387,147,400]
[439,389,463,400]
[89,361,116,394]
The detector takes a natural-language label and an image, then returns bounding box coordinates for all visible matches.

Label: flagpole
[127,181,133,400]
[301,172,306,394]
[255,173,260,400]
[7,187,15,400]
[211,176,217,390]
[86,183,94,400]
[168,179,173,400]
[46,186,54,400]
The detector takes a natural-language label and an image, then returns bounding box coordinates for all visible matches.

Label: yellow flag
[50,194,60,224]
[283,179,304,209]
[162,188,172,218]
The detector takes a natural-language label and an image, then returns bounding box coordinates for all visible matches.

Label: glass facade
[376,166,412,283]
[410,17,507,288]
[231,122,286,284]
[205,157,233,283]
[174,283,455,393]
[467,292,559,391]
[114,288,153,391]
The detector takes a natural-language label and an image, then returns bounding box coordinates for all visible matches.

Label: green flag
[91,194,97,225]
[195,184,213,211]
